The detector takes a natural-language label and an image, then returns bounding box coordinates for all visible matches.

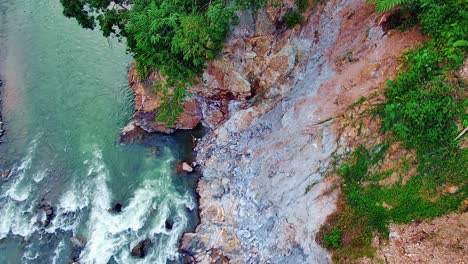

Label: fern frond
[376,0,412,12]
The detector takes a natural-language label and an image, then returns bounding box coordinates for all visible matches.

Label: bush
[324,228,342,249]
[61,0,265,123]
[295,0,309,12]
[284,10,302,28]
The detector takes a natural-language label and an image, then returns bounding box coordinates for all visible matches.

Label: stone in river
[182,162,193,172]
[70,236,87,249]
[176,161,194,173]
[165,219,173,230]
[131,238,152,258]
[1,169,10,178]
[108,203,123,213]
[37,198,55,227]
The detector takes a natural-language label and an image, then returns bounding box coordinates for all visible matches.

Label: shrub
[324,228,342,249]
[295,0,309,12]
[284,10,302,28]
[61,0,264,123]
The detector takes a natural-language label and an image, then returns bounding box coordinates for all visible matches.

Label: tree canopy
[60,0,243,123]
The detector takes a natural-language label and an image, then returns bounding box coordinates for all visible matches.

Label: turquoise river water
[0,0,198,263]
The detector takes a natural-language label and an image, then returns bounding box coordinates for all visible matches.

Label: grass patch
[348,96,367,110]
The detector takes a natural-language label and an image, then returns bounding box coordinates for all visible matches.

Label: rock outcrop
[70,236,87,262]
[36,198,55,228]
[125,68,203,134]
[131,238,153,258]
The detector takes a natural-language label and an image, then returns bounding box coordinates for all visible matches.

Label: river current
[0,0,197,263]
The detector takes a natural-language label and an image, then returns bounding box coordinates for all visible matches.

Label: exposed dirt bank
[360,212,468,264]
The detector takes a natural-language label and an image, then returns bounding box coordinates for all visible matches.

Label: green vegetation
[284,10,302,28]
[283,0,317,28]
[323,228,342,249]
[319,0,467,261]
[60,0,262,123]
[295,0,309,12]
[305,181,318,194]
[373,0,412,12]
[60,0,323,122]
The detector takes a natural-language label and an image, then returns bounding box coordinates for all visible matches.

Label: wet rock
[181,253,196,264]
[209,248,230,264]
[2,169,10,178]
[45,208,53,217]
[70,236,87,249]
[182,162,193,172]
[131,238,152,258]
[37,198,55,227]
[70,236,87,261]
[176,161,193,173]
[120,121,145,144]
[165,219,173,230]
[108,203,123,214]
[150,147,161,156]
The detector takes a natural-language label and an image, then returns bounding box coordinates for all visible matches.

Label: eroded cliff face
[124,0,428,262]
[177,0,427,262]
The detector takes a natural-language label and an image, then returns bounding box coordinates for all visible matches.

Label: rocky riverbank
[0,78,4,144]
[122,0,436,263]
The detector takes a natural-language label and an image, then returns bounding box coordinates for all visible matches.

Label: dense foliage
[381,0,467,155]
[60,0,245,123]
[61,0,318,122]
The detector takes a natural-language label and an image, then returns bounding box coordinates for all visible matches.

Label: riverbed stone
[70,236,87,249]
[108,203,123,213]
[131,238,153,258]
[165,219,173,230]
[181,162,193,172]
[2,169,10,178]
[37,198,55,228]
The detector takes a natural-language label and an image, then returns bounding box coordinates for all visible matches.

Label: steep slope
[177,0,428,263]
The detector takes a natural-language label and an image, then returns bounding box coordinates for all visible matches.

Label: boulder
[182,162,193,172]
[181,252,196,264]
[70,236,86,262]
[119,121,145,144]
[131,238,152,258]
[70,236,87,249]
[108,203,123,214]
[165,219,173,230]
[2,169,10,178]
[70,236,86,263]
[176,161,194,173]
[37,198,55,227]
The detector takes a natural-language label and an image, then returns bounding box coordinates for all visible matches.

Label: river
[0,0,198,263]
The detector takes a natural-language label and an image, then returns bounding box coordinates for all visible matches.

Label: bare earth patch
[359,212,468,264]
